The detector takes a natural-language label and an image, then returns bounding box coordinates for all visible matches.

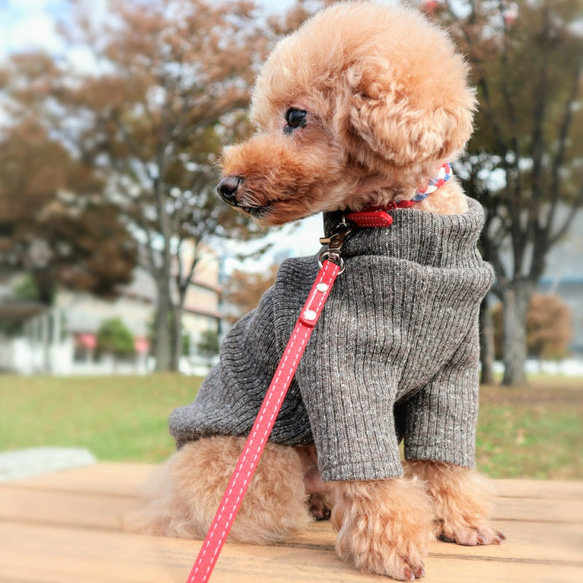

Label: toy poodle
[136,2,505,580]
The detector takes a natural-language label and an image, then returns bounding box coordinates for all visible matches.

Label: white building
[0,246,222,376]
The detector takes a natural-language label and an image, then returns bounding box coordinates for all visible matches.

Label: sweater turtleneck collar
[323,197,486,269]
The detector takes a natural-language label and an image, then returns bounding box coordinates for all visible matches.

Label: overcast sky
[0,0,297,57]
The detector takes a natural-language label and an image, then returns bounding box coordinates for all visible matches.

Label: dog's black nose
[217,176,242,205]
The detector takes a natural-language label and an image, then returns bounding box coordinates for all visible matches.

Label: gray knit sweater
[169,198,494,482]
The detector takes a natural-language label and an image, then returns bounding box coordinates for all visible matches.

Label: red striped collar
[345,162,453,228]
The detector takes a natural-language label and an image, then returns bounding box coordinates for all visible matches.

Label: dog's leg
[129,435,311,544]
[295,445,337,520]
[404,460,506,546]
[331,477,434,581]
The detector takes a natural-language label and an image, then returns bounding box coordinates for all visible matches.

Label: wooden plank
[288,520,583,564]
[494,479,583,500]
[0,487,140,531]
[11,462,158,498]
[14,463,583,502]
[1,485,581,565]
[3,480,582,533]
[4,464,583,575]
[1,522,581,583]
[2,482,582,564]
[492,497,583,523]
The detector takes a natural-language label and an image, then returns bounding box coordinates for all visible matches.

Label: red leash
[185,188,438,581]
[187,223,351,583]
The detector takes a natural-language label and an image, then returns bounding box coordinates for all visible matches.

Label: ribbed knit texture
[169,198,494,481]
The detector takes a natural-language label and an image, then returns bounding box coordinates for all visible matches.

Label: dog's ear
[344,59,476,166]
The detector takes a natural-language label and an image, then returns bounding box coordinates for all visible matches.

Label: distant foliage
[182,332,191,357]
[222,264,278,324]
[493,294,572,361]
[97,318,135,357]
[526,294,573,361]
[197,329,220,362]
[0,117,137,304]
[11,273,41,302]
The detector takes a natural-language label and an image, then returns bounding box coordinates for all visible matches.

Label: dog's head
[218,1,476,226]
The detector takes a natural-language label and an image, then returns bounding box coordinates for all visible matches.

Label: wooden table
[0,463,582,582]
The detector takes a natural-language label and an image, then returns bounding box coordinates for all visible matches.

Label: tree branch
[548,186,583,248]
[545,57,582,239]
[496,0,521,162]
[445,0,508,154]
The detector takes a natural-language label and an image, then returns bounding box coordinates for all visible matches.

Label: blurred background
[0,0,581,480]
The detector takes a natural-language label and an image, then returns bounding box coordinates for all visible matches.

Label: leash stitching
[189,260,338,583]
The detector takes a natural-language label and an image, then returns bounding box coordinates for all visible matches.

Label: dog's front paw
[332,478,434,580]
[404,460,506,548]
[439,518,506,546]
[436,517,506,547]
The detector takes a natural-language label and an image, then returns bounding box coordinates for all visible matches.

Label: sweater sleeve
[169,265,313,449]
[402,315,481,469]
[169,284,280,447]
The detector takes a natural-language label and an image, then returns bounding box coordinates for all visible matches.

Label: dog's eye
[285,108,307,131]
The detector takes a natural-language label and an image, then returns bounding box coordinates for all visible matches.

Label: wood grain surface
[1,463,581,582]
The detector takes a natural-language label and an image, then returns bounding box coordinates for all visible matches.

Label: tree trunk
[171,301,185,372]
[153,281,172,372]
[500,282,532,387]
[479,295,495,385]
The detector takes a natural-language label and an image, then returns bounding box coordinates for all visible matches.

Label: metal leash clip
[318,217,352,274]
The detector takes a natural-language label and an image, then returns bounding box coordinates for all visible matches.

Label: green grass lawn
[1,374,581,479]
[476,379,583,480]
[0,374,201,463]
